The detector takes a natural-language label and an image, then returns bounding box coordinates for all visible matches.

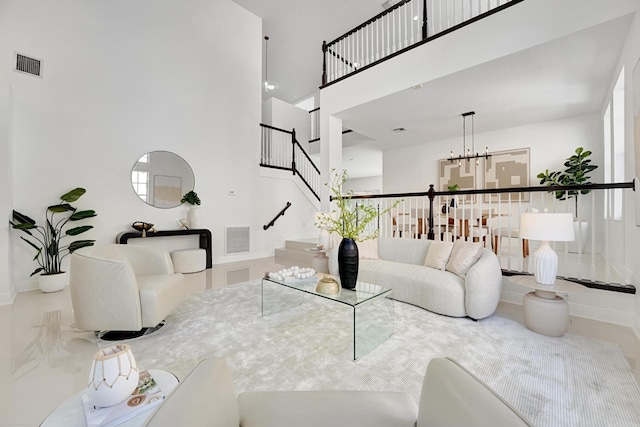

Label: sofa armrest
[464,248,502,319]
[239,390,417,427]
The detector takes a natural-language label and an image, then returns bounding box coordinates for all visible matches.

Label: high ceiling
[233,1,633,178]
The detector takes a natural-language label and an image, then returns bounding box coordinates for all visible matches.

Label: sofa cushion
[358,259,467,317]
[424,241,453,270]
[446,240,482,278]
[358,238,379,259]
[377,237,430,265]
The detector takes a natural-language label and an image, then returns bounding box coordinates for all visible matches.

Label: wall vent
[225,226,250,254]
[226,267,251,285]
[15,53,42,77]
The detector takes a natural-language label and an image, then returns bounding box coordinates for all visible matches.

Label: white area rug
[105,280,640,426]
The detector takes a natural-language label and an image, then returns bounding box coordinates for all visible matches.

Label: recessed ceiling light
[412,84,423,89]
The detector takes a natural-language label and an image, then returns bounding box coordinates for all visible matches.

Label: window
[603,68,625,220]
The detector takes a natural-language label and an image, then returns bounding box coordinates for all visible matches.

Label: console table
[117,228,212,268]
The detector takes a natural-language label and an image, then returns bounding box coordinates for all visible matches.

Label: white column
[319,111,343,212]
[0,41,15,305]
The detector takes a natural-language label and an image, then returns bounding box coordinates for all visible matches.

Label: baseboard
[0,290,16,305]
[500,291,635,327]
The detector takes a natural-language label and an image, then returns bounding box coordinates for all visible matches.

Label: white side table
[40,369,178,427]
[305,248,329,274]
[509,275,585,337]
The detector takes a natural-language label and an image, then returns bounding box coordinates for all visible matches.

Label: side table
[509,275,585,337]
[40,369,178,427]
[305,248,329,274]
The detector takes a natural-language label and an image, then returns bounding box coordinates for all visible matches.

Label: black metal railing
[329,180,636,292]
[260,124,321,201]
[263,202,292,231]
[322,0,523,86]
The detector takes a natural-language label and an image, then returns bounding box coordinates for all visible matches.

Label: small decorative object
[317,169,399,289]
[181,191,201,229]
[10,188,97,293]
[268,266,316,282]
[131,221,155,237]
[316,276,339,294]
[178,219,188,230]
[87,344,139,407]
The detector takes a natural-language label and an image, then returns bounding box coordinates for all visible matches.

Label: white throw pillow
[424,241,454,270]
[445,240,482,277]
[358,238,379,260]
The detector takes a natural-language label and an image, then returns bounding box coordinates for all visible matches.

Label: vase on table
[338,238,359,289]
[187,206,199,229]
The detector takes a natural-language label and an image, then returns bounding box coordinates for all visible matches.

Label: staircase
[274,238,319,267]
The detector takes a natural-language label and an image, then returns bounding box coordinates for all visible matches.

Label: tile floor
[1,256,638,426]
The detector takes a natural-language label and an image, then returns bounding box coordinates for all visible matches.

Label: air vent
[393,127,407,132]
[15,53,42,77]
[225,226,250,254]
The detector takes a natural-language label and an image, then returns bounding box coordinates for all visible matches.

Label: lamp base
[533,241,557,285]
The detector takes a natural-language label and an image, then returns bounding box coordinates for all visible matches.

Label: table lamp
[519,211,574,285]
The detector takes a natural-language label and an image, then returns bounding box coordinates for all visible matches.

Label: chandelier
[264,36,275,92]
[449,111,491,167]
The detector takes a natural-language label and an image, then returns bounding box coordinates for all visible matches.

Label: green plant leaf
[69,210,97,221]
[29,267,43,277]
[11,222,36,231]
[48,203,75,213]
[12,210,35,225]
[20,236,41,252]
[46,240,58,258]
[66,225,93,236]
[60,188,86,203]
[68,240,95,253]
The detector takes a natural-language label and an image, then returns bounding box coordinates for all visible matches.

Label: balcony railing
[322,0,523,86]
[260,124,321,201]
[329,181,636,292]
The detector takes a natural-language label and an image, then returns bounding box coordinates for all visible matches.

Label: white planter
[38,271,69,293]
[87,344,139,407]
[567,221,588,254]
[187,205,199,229]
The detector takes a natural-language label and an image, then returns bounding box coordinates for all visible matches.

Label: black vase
[338,238,359,289]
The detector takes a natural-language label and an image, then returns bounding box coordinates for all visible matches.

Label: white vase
[38,271,69,293]
[187,205,199,229]
[87,344,139,407]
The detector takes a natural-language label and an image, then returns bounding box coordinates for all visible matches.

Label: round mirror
[131,151,195,208]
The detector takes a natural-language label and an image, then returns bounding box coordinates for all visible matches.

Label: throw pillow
[358,238,379,260]
[445,240,482,277]
[424,241,454,270]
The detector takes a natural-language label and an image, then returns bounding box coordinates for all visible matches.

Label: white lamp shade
[519,212,575,242]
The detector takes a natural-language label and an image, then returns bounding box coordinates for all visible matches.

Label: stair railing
[263,202,292,230]
[260,124,321,201]
[322,0,522,86]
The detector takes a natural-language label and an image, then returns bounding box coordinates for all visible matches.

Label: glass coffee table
[262,276,394,360]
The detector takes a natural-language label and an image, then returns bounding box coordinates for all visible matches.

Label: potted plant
[315,170,399,289]
[10,188,97,292]
[537,146,598,252]
[181,190,201,229]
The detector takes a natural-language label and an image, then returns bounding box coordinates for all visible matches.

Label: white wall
[0,33,14,304]
[1,0,316,294]
[344,176,383,194]
[383,114,603,193]
[262,97,311,148]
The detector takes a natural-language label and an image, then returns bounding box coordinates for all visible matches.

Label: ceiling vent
[382,0,397,10]
[393,127,407,133]
[15,53,42,78]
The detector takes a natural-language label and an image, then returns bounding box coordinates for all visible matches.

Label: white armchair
[70,244,186,338]
[144,357,531,427]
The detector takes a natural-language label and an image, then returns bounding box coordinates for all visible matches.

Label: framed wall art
[483,148,530,203]
[438,158,477,202]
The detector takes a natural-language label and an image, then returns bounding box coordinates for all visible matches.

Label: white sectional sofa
[328,237,502,320]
